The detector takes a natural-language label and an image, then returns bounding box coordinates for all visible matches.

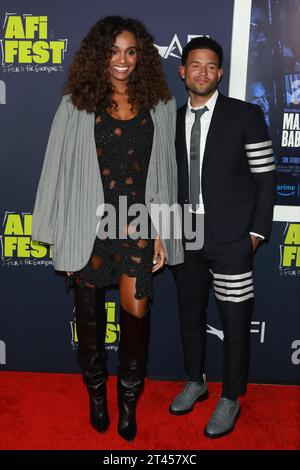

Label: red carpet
[0,372,299,450]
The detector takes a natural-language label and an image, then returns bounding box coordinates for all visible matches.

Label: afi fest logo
[279,223,300,276]
[0,211,52,267]
[71,302,120,351]
[154,34,208,59]
[0,13,68,73]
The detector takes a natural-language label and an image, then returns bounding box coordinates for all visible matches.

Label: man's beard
[187,79,218,97]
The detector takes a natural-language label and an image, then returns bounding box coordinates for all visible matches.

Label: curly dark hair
[64,16,171,112]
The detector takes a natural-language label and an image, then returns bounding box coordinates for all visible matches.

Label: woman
[32,16,183,442]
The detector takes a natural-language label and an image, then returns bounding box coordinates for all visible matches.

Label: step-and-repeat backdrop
[1,0,299,384]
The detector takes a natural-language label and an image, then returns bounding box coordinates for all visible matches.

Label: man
[170,37,276,438]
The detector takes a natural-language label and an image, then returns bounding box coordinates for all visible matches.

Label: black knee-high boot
[117,307,150,442]
[75,285,109,433]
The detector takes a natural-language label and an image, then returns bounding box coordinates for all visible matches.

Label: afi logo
[207,324,224,341]
[207,321,266,343]
[154,34,207,59]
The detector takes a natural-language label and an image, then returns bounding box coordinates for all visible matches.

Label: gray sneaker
[169,380,208,415]
[204,397,240,438]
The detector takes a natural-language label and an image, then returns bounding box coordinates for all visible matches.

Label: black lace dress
[77,109,154,299]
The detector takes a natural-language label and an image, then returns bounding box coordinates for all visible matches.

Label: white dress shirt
[185,90,264,240]
[186,90,219,214]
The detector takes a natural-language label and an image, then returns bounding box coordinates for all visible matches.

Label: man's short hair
[181,36,223,67]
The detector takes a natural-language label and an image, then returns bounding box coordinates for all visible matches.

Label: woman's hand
[152,237,166,273]
[66,272,74,276]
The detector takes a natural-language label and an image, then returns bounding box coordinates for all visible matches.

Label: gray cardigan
[32,95,184,271]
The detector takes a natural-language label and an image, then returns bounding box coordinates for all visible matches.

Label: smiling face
[179,48,223,102]
[108,30,138,87]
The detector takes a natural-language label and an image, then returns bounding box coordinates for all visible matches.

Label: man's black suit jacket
[176,93,277,245]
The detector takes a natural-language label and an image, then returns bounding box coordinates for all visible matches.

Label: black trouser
[173,230,254,398]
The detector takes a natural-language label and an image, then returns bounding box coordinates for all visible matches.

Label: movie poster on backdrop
[242,0,300,277]
[246,0,300,212]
